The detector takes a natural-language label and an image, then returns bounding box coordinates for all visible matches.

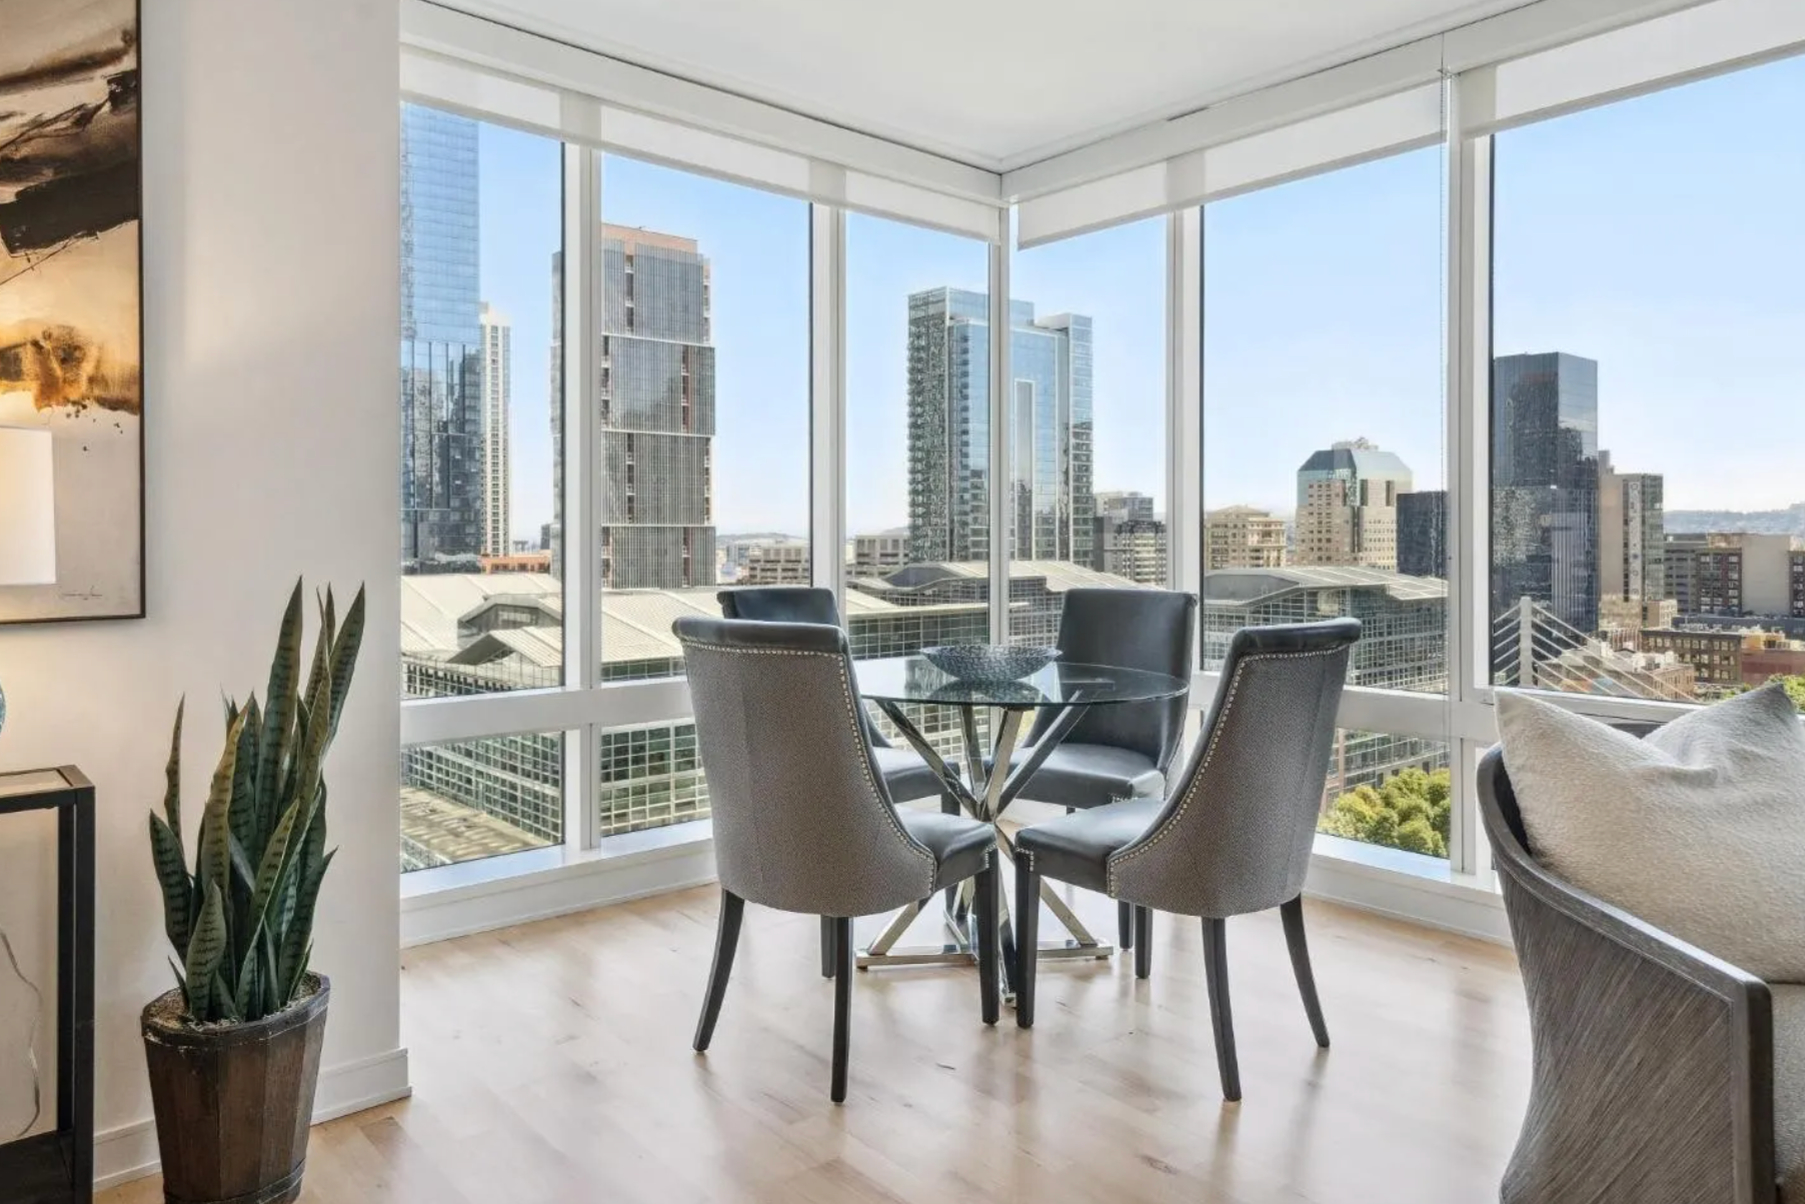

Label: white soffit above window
[400,2,1007,242]
[1015,0,1801,246]
[430,0,1547,170]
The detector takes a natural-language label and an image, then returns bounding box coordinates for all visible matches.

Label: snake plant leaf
[214,972,241,1023]
[184,883,227,1021]
[326,587,365,740]
[167,957,187,998]
[149,814,192,954]
[279,786,326,938]
[255,581,305,844]
[263,933,282,1015]
[163,699,185,848]
[285,940,313,1006]
[227,693,262,862]
[278,847,333,999]
[233,928,261,1018]
[198,711,248,905]
[247,793,310,944]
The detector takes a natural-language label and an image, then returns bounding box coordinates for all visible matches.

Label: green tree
[1319,765,1453,858]
[1775,676,1805,712]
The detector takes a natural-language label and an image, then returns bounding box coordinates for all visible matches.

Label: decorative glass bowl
[922,644,1061,682]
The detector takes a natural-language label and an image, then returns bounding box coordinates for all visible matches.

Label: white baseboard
[94,1046,412,1191]
[401,835,717,947]
[1306,847,1512,945]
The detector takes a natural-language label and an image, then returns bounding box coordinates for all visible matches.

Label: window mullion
[565,142,603,851]
[987,237,1011,644]
[810,205,847,607]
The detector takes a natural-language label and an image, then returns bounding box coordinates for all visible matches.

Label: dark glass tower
[399,104,484,566]
[1397,490,1447,579]
[907,288,1093,567]
[1491,351,1601,638]
[597,226,716,589]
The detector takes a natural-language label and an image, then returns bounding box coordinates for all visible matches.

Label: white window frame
[397,0,1805,947]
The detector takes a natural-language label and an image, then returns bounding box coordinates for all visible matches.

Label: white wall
[0,0,404,1186]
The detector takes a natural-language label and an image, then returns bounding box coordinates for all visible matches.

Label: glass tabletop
[855,656,1190,708]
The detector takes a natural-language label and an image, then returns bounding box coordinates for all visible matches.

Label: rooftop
[1205,565,1448,606]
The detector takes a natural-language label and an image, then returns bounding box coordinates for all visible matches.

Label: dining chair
[674,615,1000,1104]
[997,587,1197,949]
[718,586,959,975]
[1011,618,1360,1102]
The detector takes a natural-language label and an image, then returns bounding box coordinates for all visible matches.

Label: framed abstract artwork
[0,0,144,625]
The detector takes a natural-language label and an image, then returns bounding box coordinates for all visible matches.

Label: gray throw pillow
[1496,682,1805,982]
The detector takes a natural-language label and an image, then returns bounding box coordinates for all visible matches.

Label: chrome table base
[856,699,1113,996]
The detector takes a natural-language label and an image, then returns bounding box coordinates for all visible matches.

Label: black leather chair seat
[1014,796,1164,893]
[872,746,945,802]
[988,743,1164,811]
[899,809,995,890]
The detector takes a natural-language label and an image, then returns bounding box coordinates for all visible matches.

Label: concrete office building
[1294,439,1413,569]
[1205,505,1287,571]
[479,303,512,558]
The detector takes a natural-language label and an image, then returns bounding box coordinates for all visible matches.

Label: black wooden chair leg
[1015,860,1041,1028]
[694,889,745,1052]
[1119,900,1135,950]
[1202,916,1240,1101]
[1133,905,1152,980]
[820,916,836,979]
[831,916,853,1102]
[1281,895,1330,1048]
[975,859,1000,1025]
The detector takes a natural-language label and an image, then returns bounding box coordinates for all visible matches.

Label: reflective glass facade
[400,104,484,565]
[1490,351,1601,641]
[906,289,1093,565]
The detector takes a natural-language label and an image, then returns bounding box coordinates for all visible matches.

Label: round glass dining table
[851,655,1189,993]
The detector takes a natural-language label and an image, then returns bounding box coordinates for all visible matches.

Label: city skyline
[464,55,1803,547]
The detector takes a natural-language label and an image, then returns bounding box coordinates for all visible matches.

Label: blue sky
[476,51,1805,543]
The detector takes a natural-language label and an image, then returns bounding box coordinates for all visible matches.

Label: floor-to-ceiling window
[398,106,564,869]
[589,157,810,836]
[844,214,992,757]
[1490,55,1805,709]
[1204,145,1452,859]
[1009,219,1168,645]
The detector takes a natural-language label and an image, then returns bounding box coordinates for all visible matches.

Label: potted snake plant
[142,580,363,1204]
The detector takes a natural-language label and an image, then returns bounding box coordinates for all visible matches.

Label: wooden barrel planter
[141,975,329,1204]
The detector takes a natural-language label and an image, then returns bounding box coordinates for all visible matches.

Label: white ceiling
[450,0,1534,170]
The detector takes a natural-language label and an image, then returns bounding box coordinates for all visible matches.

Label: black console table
[0,768,94,1204]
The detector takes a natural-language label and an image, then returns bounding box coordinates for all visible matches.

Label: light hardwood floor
[101,885,1530,1204]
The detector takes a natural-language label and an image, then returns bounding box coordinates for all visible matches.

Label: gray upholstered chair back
[1027,588,1198,773]
[718,586,840,626]
[674,616,938,918]
[716,586,891,748]
[1107,618,1359,917]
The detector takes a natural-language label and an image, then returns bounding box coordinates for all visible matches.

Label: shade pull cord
[0,920,42,1141]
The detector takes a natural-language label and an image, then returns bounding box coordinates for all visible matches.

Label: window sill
[1307,833,1508,945]
[400,820,716,946]
[398,821,1511,949]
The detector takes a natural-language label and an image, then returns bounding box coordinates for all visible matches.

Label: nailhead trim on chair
[1105,647,1344,898]
[679,638,938,898]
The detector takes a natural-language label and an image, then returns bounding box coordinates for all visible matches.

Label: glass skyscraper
[1491,351,1601,639]
[597,225,716,588]
[400,104,485,565]
[907,288,1094,566]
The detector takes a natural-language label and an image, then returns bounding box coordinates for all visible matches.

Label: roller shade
[1017,83,1444,248]
[1465,0,1805,136]
[400,3,1005,244]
